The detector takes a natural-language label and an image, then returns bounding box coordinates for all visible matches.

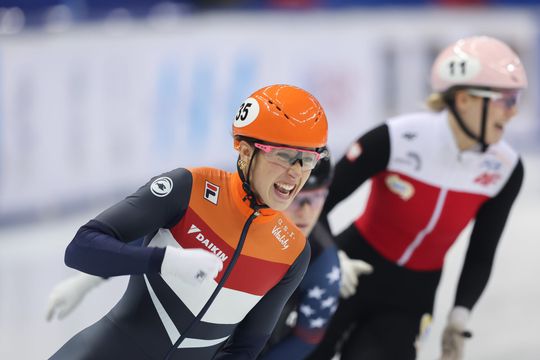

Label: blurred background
[0,1,539,359]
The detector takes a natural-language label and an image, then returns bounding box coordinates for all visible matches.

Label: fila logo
[204,181,220,205]
[187,224,228,262]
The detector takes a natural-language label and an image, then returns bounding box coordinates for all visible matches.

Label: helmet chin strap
[446,97,490,152]
[479,97,489,152]
[237,151,268,212]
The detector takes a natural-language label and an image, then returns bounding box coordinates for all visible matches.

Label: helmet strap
[479,97,489,152]
[237,150,268,211]
[446,97,489,152]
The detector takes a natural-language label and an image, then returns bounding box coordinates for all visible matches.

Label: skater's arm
[454,160,523,309]
[321,124,390,230]
[65,168,193,277]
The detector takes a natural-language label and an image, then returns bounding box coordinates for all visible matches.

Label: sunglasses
[254,143,327,171]
[467,88,522,110]
[288,188,328,211]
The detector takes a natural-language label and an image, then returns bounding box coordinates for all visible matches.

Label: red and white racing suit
[308,110,523,360]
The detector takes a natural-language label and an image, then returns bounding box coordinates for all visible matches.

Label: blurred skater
[308,36,527,360]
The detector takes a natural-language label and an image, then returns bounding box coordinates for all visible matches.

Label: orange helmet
[232,84,328,149]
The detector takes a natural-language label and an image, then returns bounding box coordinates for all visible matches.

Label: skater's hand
[46,273,105,321]
[161,246,223,286]
[441,306,472,360]
[337,250,373,298]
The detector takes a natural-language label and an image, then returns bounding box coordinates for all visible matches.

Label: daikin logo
[187,224,228,262]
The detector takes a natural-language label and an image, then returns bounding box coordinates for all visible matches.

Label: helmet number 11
[449,60,467,76]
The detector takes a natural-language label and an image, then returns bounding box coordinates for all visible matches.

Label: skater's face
[454,88,521,145]
[284,187,328,236]
[237,141,312,211]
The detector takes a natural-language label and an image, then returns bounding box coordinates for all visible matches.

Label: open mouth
[273,182,296,200]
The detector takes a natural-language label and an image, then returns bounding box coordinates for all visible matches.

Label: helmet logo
[233,97,260,128]
[438,55,481,83]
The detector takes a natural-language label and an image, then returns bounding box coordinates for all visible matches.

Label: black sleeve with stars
[258,224,341,359]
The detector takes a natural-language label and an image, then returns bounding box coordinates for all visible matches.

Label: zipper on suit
[164,209,261,359]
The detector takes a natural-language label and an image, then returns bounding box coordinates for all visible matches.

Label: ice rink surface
[1,153,539,360]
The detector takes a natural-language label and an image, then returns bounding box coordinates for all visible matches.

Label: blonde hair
[426,86,469,112]
[425,92,447,112]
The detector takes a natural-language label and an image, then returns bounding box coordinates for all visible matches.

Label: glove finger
[342,279,357,296]
[351,261,373,274]
[58,303,74,320]
[211,266,220,279]
[341,286,353,298]
[341,280,358,292]
[213,259,224,277]
[202,252,224,272]
[337,250,348,262]
[193,253,221,276]
[342,269,358,287]
[339,286,349,298]
[46,297,63,321]
[340,281,355,298]
[45,305,56,322]
[217,260,223,272]
[345,281,357,296]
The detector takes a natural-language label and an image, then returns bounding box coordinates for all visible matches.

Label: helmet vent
[314,111,322,122]
[266,99,289,119]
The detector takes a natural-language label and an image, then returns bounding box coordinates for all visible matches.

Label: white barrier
[0,9,537,223]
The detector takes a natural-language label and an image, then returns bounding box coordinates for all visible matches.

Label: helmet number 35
[236,102,252,121]
[233,97,260,128]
